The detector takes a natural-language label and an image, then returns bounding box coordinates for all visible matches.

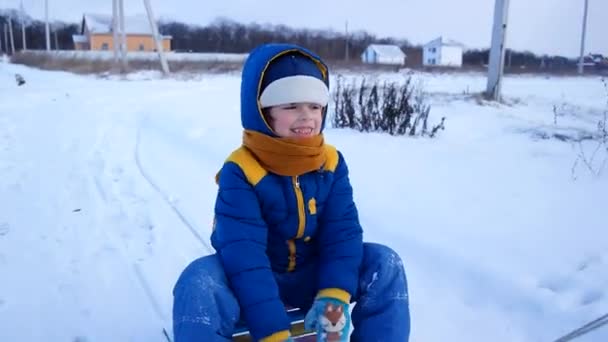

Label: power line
[553,313,608,342]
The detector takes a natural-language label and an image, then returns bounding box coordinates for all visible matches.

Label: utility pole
[143,0,170,74]
[45,0,51,51]
[8,17,15,54]
[53,28,59,50]
[577,0,589,74]
[3,25,8,55]
[118,0,128,73]
[20,0,27,51]
[112,0,119,64]
[486,0,510,101]
[345,21,349,62]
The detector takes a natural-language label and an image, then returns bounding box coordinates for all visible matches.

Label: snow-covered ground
[1,60,607,342]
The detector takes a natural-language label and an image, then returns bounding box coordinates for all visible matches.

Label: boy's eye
[282,105,297,110]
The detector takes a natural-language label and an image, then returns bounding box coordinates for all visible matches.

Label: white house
[423,37,464,67]
[361,44,406,66]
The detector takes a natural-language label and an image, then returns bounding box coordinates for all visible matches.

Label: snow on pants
[172,242,410,341]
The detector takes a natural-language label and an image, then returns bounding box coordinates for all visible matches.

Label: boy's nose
[297,107,314,118]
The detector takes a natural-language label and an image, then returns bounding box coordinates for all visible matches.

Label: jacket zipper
[287,176,306,272]
[293,176,306,238]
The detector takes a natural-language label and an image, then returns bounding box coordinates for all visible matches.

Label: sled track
[133,262,167,320]
[133,122,209,342]
[133,262,175,342]
[134,123,213,253]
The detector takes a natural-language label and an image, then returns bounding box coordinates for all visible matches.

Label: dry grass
[328,58,607,77]
[10,51,607,78]
[12,52,116,74]
[326,59,405,73]
[10,51,244,75]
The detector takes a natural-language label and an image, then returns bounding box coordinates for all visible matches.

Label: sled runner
[232,307,316,341]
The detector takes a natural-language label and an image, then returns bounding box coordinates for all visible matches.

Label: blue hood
[240,43,330,137]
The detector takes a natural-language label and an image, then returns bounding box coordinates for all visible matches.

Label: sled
[232,307,316,341]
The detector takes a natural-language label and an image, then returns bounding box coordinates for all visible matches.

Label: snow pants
[172,242,410,341]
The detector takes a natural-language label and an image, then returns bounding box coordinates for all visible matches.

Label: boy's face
[267,102,323,138]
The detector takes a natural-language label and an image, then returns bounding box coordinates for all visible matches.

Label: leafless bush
[332,75,445,137]
[571,78,608,179]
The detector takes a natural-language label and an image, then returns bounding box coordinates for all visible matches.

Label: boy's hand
[304,298,350,342]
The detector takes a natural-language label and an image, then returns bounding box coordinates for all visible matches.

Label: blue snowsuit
[172,44,410,341]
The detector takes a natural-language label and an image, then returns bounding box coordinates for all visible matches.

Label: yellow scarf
[242,130,326,176]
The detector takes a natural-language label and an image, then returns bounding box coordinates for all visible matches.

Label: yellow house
[72,13,171,52]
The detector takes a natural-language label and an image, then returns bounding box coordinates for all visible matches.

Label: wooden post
[143,0,170,74]
[485,0,510,101]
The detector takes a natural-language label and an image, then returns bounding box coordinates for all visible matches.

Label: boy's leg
[172,254,240,342]
[351,243,410,342]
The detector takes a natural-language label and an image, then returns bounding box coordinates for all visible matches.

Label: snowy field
[1,59,607,342]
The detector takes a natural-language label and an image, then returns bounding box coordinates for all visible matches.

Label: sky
[3,0,607,57]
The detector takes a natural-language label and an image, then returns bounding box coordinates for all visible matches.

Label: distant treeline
[464,48,576,71]
[0,14,78,51]
[157,18,578,70]
[0,12,578,70]
[158,17,410,61]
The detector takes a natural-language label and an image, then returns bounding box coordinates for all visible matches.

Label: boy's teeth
[293,128,313,134]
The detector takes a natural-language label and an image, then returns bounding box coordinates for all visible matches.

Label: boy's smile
[291,126,314,136]
[267,102,323,138]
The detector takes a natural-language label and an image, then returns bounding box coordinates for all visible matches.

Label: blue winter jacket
[211,44,363,341]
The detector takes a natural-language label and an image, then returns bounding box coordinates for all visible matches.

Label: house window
[138,44,145,51]
[101,43,109,50]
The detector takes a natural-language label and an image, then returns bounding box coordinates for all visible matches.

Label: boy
[172,43,410,342]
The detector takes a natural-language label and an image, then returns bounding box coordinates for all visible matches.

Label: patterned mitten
[304,298,350,342]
